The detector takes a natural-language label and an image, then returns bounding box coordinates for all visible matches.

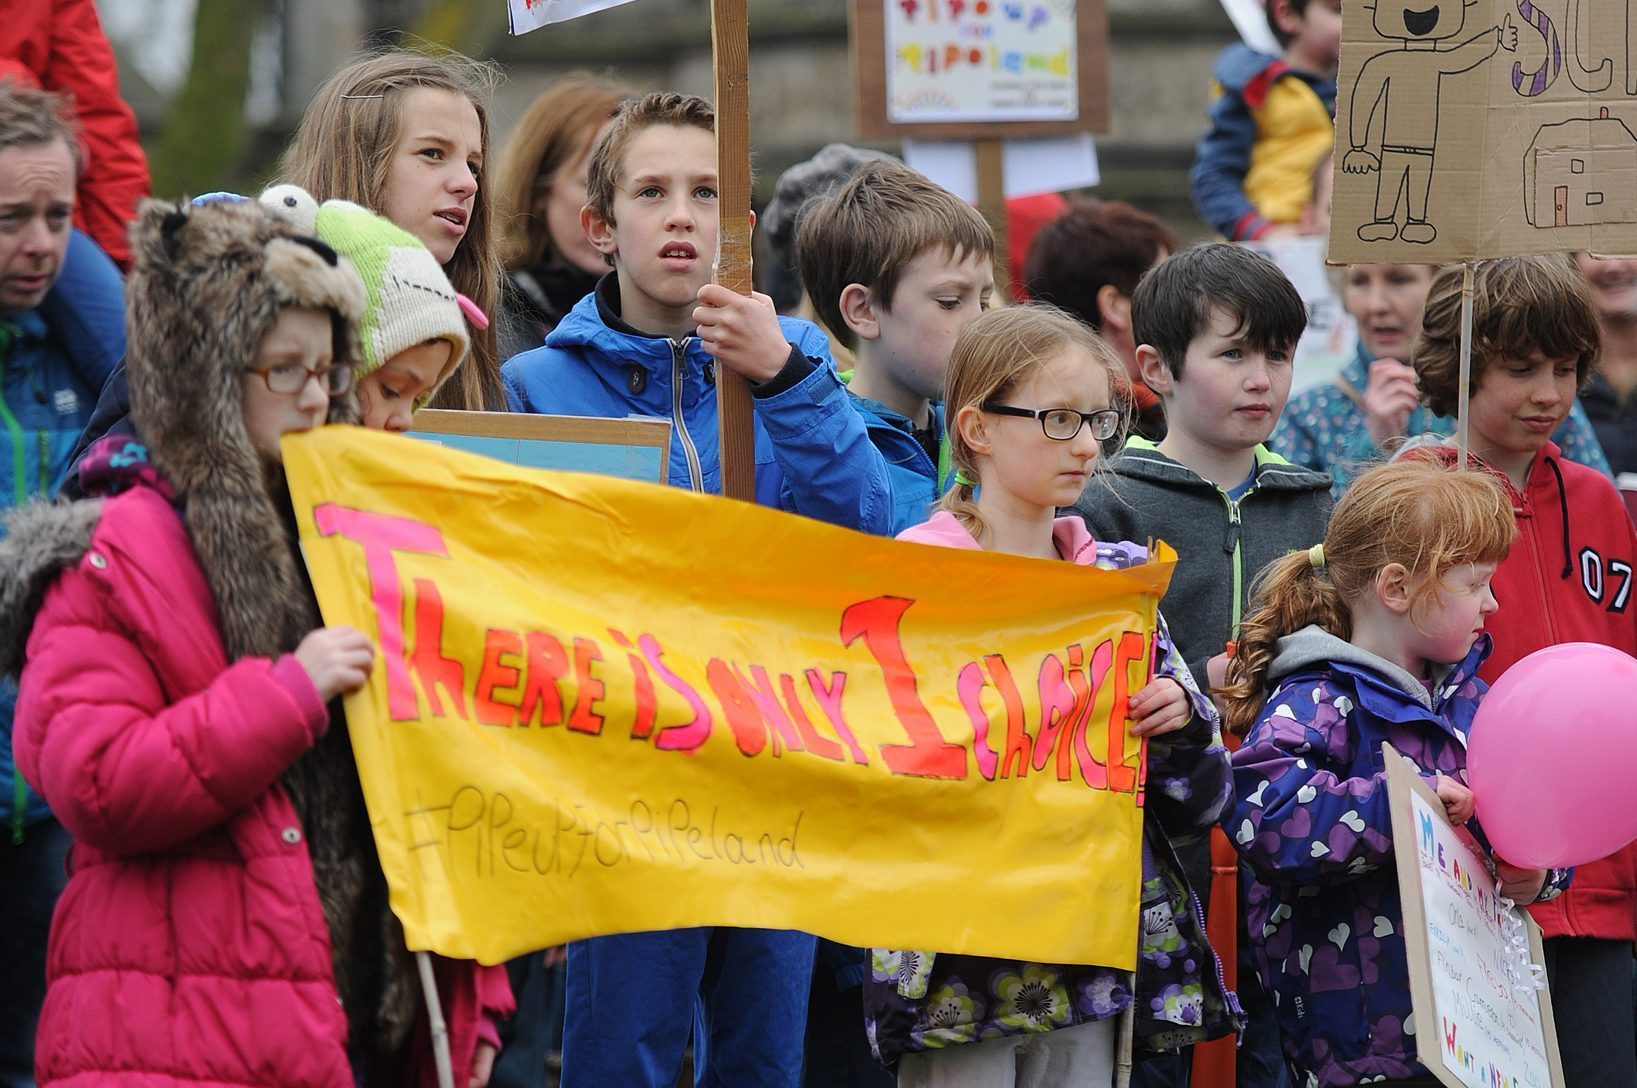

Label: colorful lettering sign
[886,0,1077,123]
[852,0,1108,139]
[1384,747,1565,1088]
[284,426,1171,966]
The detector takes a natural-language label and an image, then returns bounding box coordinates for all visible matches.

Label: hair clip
[456,292,490,330]
[340,93,385,100]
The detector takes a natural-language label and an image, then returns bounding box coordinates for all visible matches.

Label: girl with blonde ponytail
[866,305,1243,1085]
[1221,458,1566,1088]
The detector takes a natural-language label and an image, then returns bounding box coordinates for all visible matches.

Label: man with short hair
[0,81,120,1088]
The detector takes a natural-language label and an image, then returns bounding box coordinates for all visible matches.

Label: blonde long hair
[937,304,1126,542]
[1218,459,1515,734]
[281,48,505,411]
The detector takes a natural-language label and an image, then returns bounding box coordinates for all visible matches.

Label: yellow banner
[284,426,1175,968]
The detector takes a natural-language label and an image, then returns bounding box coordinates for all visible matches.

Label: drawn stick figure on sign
[1343,0,1518,244]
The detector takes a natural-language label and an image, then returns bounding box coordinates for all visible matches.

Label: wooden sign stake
[1455,261,1474,470]
[974,138,1010,300]
[712,0,756,501]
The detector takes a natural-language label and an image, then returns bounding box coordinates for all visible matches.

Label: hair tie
[1308,543,1326,569]
[954,469,978,488]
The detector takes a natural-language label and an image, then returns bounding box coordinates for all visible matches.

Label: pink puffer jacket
[12,484,511,1087]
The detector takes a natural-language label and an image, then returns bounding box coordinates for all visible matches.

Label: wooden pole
[1455,261,1474,468]
[974,138,1010,301]
[416,952,454,1088]
[712,0,756,501]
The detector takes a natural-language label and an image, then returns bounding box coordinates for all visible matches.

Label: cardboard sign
[852,0,1110,139]
[410,410,670,483]
[1331,0,1637,263]
[284,426,1168,966]
[1384,745,1565,1088]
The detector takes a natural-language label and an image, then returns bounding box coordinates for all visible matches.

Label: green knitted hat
[259,184,483,403]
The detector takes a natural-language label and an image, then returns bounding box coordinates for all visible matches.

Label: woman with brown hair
[493,74,629,360]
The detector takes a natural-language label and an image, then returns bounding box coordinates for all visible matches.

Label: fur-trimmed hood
[0,498,103,676]
[3,191,369,698]
[125,197,365,662]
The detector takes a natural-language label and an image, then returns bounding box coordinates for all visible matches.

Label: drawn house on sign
[1525,109,1637,228]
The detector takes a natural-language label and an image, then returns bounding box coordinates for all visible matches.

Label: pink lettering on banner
[313,504,451,721]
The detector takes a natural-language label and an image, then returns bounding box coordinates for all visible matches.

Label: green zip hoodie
[1067,438,1332,688]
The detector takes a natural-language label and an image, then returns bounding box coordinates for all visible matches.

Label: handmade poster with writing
[1384,746,1565,1088]
[852,0,1108,139]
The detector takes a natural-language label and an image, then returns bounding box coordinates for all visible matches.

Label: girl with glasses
[865,304,1242,1086]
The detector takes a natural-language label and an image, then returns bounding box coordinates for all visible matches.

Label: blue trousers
[0,818,70,1088]
[561,927,816,1088]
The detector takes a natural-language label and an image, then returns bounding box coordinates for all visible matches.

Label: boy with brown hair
[796,158,994,531]
[1412,255,1637,1088]
[501,91,893,1088]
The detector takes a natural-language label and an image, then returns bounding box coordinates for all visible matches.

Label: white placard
[1243,237,1358,395]
[901,135,1100,203]
[507,0,638,34]
[1386,747,1564,1088]
[1218,0,1279,56]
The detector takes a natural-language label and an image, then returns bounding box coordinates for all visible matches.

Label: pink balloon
[1467,642,1637,869]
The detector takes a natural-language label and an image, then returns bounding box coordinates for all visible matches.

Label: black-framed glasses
[982,403,1121,442]
[247,362,354,397]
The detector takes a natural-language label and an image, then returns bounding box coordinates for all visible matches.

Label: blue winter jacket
[1,229,125,836]
[1230,627,1570,1087]
[848,392,945,535]
[502,276,892,533]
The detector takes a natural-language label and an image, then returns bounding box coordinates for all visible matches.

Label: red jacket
[1436,443,1637,942]
[12,484,511,1087]
[0,0,150,268]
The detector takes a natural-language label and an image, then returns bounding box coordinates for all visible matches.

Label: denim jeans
[561,927,815,1088]
[0,818,70,1088]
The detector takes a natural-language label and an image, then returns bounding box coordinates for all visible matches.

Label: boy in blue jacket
[500,91,892,1088]
[793,159,994,533]
[1191,0,1340,240]
[502,92,891,536]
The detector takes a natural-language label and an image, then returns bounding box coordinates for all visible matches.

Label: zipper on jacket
[0,349,25,844]
[1188,870,1245,1042]
[1222,495,1245,637]
[670,338,704,492]
[1520,501,1560,650]
[0,354,27,508]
